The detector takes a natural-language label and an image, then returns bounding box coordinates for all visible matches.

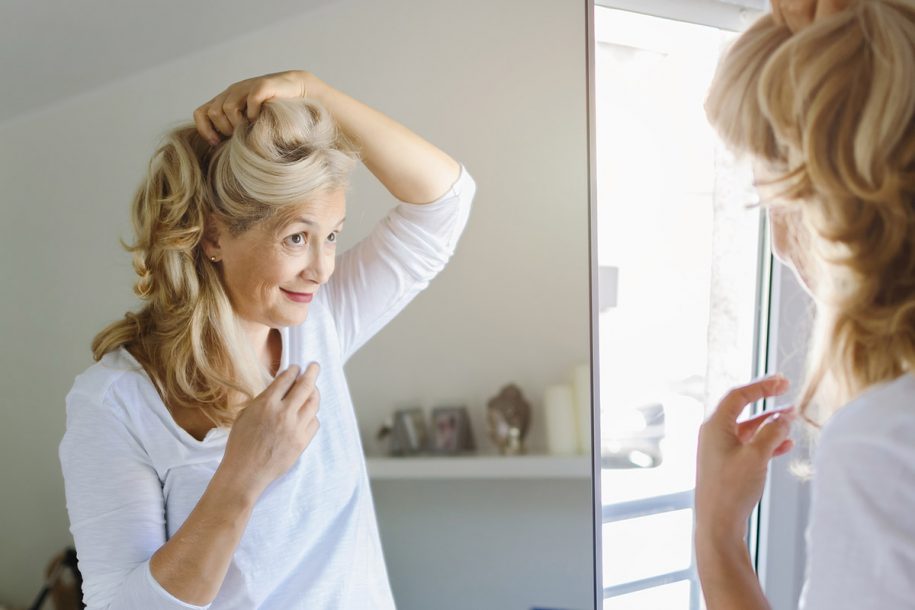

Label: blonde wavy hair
[92,97,359,428]
[706,0,915,426]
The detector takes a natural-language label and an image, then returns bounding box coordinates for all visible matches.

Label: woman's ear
[202,216,223,261]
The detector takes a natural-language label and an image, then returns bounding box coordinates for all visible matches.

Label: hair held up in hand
[705,0,915,424]
[92,98,358,427]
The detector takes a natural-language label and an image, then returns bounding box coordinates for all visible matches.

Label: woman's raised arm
[193,70,462,205]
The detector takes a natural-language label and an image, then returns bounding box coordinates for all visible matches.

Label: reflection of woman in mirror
[695,0,915,608]
[58,70,475,608]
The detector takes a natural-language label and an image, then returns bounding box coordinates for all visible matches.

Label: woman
[696,0,915,608]
[58,70,475,609]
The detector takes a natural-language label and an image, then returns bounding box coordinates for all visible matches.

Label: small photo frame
[390,408,428,456]
[429,406,476,454]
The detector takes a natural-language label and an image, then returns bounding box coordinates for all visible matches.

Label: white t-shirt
[799,372,915,609]
[58,166,476,610]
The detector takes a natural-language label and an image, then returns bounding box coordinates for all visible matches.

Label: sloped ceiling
[0,0,333,125]
[1,0,770,126]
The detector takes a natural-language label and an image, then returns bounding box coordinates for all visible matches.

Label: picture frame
[389,408,428,456]
[429,406,476,454]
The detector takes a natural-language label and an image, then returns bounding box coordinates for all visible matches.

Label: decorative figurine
[486,384,531,455]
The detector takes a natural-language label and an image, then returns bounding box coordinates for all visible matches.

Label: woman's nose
[303,249,333,285]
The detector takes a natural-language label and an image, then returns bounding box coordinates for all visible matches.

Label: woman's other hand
[193,70,312,145]
[771,0,853,32]
[219,363,322,501]
[695,375,795,547]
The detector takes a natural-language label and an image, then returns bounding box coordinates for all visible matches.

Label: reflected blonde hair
[92,98,358,427]
[706,1,915,427]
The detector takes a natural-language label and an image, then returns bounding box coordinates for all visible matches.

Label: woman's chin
[288,308,310,325]
[781,258,816,300]
[271,306,310,328]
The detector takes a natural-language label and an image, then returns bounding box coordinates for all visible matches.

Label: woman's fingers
[298,386,320,419]
[773,438,795,457]
[193,71,309,141]
[749,411,794,458]
[772,0,817,31]
[263,365,301,403]
[193,102,221,146]
[245,83,276,122]
[244,72,302,121]
[192,91,238,144]
[714,375,790,424]
[222,88,250,130]
[772,0,853,32]
[205,92,235,137]
[252,364,300,406]
[737,406,796,442]
[816,0,852,19]
[282,362,320,410]
[303,415,321,445]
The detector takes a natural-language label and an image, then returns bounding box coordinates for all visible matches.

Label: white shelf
[365,454,591,480]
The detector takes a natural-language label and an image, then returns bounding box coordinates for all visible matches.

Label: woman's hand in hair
[218,362,322,503]
[193,70,312,146]
[695,375,795,547]
[771,0,853,32]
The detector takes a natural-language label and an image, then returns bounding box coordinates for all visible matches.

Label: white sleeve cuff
[392,164,476,252]
[412,164,475,209]
[143,561,214,609]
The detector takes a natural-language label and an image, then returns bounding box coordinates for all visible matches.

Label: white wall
[0,0,593,608]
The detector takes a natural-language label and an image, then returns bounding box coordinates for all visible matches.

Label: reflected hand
[695,375,795,546]
[192,70,312,145]
[771,0,853,32]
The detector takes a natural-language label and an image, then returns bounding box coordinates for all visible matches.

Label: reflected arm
[695,533,770,610]
[302,71,461,205]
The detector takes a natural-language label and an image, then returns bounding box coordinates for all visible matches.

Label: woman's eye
[285,233,306,246]
[327,232,338,243]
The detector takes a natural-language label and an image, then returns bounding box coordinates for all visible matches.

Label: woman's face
[206,188,346,330]
[767,204,796,267]
[754,162,814,295]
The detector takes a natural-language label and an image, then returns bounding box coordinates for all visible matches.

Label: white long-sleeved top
[58,166,475,610]
[799,372,915,609]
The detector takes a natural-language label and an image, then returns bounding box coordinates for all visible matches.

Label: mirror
[591,2,766,608]
[0,0,593,609]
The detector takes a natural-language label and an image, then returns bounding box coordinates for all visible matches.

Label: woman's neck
[238,320,282,377]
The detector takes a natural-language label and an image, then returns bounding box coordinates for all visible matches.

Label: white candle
[571,363,592,454]
[544,384,578,455]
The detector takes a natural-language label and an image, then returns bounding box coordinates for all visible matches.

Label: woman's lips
[281,288,314,303]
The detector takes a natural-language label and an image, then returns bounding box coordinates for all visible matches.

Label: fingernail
[772,411,795,426]
[765,413,785,428]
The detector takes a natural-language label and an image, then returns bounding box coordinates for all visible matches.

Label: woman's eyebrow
[290,216,347,228]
